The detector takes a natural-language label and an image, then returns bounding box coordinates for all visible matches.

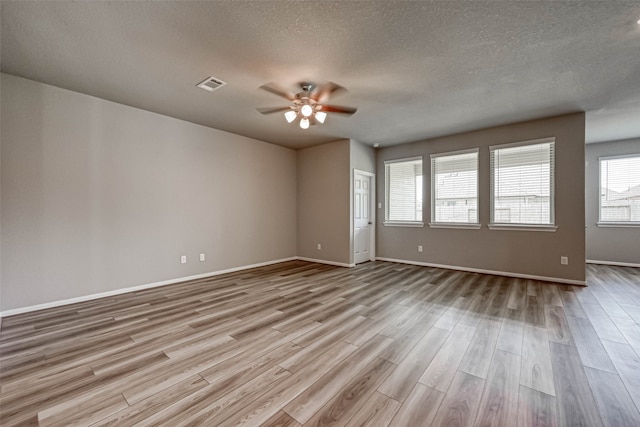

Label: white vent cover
[196,76,227,92]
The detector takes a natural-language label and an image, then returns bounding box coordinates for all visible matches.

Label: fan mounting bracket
[298,82,315,94]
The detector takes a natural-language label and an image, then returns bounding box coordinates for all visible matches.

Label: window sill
[383,221,424,228]
[429,223,481,230]
[488,224,558,232]
[597,222,640,228]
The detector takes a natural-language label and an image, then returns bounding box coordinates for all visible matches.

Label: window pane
[386,159,423,222]
[431,150,478,223]
[600,155,640,223]
[491,141,554,225]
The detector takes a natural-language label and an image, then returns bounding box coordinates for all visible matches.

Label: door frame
[352,169,376,264]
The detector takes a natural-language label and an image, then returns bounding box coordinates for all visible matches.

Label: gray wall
[350,139,376,174]
[0,78,3,313]
[297,139,351,265]
[376,113,586,282]
[1,74,297,311]
[0,73,597,312]
[586,138,640,265]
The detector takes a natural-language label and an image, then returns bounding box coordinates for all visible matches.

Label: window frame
[598,153,640,228]
[429,148,480,229]
[489,137,557,232]
[384,156,424,227]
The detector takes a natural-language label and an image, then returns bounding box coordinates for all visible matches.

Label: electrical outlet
[378,202,382,209]
[561,256,568,265]
[418,245,423,252]
[199,253,205,262]
[181,255,187,264]
[317,243,322,250]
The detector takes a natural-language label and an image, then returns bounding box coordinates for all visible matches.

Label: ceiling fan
[257,81,357,129]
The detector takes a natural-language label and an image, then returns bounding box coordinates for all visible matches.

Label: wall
[0,74,297,312]
[350,139,376,174]
[586,138,640,266]
[376,113,586,283]
[0,77,3,314]
[349,139,376,264]
[297,139,351,265]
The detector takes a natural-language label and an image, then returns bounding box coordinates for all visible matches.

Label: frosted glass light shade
[300,117,310,129]
[300,104,313,117]
[284,110,297,123]
[315,111,327,123]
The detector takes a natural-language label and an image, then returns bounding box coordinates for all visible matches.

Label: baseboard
[296,257,355,268]
[2,254,595,317]
[0,257,298,318]
[376,257,587,286]
[587,259,640,268]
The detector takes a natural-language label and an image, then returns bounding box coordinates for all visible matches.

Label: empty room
[2,1,640,426]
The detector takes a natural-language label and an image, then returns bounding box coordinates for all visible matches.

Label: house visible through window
[490,138,555,227]
[385,157,423,225]
[599,154,640,225]
[431,149,478,225]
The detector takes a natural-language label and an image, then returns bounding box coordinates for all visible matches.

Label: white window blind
[385,157,423,223]
[431,149,478,224]
[490,138,555,225]
[600,154,640,224]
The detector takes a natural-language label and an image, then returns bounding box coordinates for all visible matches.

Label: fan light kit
[257,82,357,129]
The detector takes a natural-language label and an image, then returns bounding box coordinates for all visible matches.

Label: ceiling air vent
[196,76,227,92]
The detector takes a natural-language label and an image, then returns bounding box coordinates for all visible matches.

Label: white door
[354,172,372,264]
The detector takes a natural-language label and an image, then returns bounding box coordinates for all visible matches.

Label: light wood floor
[1,261,640,427]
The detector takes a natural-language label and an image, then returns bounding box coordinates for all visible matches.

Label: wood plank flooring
[1,261,639,426]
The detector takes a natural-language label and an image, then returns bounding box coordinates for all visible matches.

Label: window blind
[490,138,555,225]
[600,154,640,223]
[385,157,423,222]
[431,149,478,223]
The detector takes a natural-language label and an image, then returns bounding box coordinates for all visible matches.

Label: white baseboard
[0,257,298,318]
[296,257,355,268]
[587,260,640,268]
[3,254,599,318]
[376,257,587,286]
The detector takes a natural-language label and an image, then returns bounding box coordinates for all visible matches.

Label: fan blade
[312,82,345,103]
[257,106,292,114]
[320,104,357,115]
[259,83,295,101]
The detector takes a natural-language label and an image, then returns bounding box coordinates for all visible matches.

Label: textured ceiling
[2,1,640,149]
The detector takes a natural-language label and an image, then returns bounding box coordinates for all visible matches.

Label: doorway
[354,170,375,264]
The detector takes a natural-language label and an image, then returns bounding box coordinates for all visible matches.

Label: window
[490,137,556,230]
[599,154,640,226]
[385,157,423,226]
[430,149,479,227]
